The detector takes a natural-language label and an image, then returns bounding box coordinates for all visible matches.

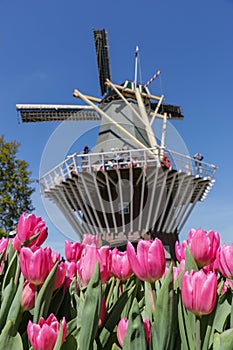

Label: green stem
[196,316,201,350]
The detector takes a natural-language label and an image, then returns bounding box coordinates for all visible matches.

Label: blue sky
[1,0,233,255]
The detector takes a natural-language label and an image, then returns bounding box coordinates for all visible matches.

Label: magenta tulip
[111,248,133,280]
[117,317,151,347]
[221,279,233,294]
[175,240,187,262]
[27,313,67,350]
[21,281,36,310]
[127,239,166,282]
[143,317,151,345]
[17,212,48,247]
[65,240,83,262]
[216,244,233,279]
[187,228,220,267]
[181,269,217,316]
[117,317,128,347]
[54,262,66,290]
[77,244,111,286]
[19,247,50,285]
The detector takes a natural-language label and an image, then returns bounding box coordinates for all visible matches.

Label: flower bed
[0,213,233,349]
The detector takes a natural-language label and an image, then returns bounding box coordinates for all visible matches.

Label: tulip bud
[181,269,217,316]
[127,239,166,283]
[19,247,50,285]
[111,248,132,280]
[216,244,233,279]
[187,228,220,267]
[21,281,36,310]
[27,313,67,350]
[65,240,83,262]
[17,212,48,247]
[77,244,111,286]
[116,317,151,347]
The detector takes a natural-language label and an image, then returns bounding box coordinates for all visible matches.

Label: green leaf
[33,261,58,323]
[122,298,147,350]
[177,290,195,350]
[185,246,199,272]
[6,273,24,331]
[213,329,233,350]
[2,250,18,290]
[0,320,23,350]
[79,263,102,350]
[152,264,179,350]
[0,278,16,331]
[206,294,231,349]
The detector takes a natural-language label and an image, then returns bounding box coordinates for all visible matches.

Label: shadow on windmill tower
[16,29,217,262]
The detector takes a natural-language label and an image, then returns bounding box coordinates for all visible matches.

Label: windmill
[16,29,217,260]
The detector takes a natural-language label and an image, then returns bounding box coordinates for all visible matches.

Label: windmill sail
[93,29,111,96]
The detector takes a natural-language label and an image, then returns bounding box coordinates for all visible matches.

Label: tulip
[127,239,166,283]
[0,237,8,253]
[17,212,48,247]
[64,261,77,278]
[181,269,217,316]
[77,244,111,286]
[116,317,151,347]
[0,237,8,274]
[187,228,220,267]
[111,248,133,280]
[27,313,67,350]
[21,281,36,310]
[19,247,50,285]
[221,279,233,294]
[216,244,233,279]
[117,317,128,347]
[65,240,83,262]
[175,240,187,262]
[82,233,99,246]
[54,262,66,290]
[143,317,151,345]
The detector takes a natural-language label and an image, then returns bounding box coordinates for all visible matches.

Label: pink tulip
[64,261,77,278]
[117,317,128,347]
[187,228,220,267]
[82,234,98,246]
[216,244,233,279]
[54,262,66,290]
[143,317,151,345]
[17,212,48,247]
[221,279,233,294]
[175,240,187,262]
[21,281,36,310]
[12,234,21,252]
[65,240,83,262]
[0,237,8,253]
[77,244,111,286]
[127,239,166,282]
[19,247,50,285]
[181,269,217,316]
[116,317,151,347]
[0,238,8,274]
[111,248,133,280]
[27,313,67,350]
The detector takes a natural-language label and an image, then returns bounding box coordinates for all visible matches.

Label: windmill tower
[16,29,217,260]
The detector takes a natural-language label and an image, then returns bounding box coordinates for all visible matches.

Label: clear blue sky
[1,0,233,255]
